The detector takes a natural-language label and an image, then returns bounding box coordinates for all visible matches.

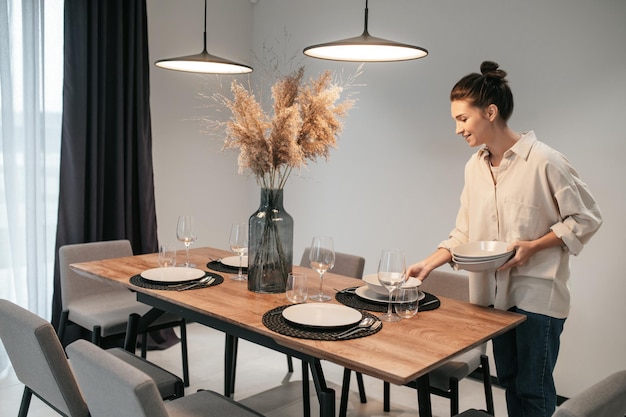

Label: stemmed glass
[309,236,335,302]
[377,249,407,322]
[229,223,248,281]
[176,215,197,267]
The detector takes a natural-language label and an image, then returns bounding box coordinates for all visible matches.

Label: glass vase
[247,188,293,293]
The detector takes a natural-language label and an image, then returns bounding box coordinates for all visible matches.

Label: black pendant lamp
[303,0,428,62]
[155,0,253,74]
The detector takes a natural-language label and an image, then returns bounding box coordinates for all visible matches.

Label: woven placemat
[335,287,440,312]
[207,261,247,274]
[130,272,224,291]
[262,305,382,341]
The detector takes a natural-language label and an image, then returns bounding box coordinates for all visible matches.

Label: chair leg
[450,377,459,417]
[287,354,294,372]
[57,310,69,344]
[17,386,33,417]
[384,381,391,412]
[480,354,495,415]
[180,319,190,387]
[140,333,148,358]
[91,325,102,345]
[356,372,367,403]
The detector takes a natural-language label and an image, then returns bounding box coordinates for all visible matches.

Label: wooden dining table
[70,246,525,417]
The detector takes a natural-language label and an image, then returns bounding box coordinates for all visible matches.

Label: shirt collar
[477,131,536,161]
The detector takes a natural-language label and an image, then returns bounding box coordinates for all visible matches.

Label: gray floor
[0,323,507,416]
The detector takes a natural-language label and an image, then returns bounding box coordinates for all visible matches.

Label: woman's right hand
[407,248,452,281]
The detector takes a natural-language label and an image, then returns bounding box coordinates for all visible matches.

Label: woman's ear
[485,104,499,122]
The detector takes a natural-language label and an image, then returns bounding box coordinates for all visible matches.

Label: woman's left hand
[497,231,564,271]
[497,241,536,270]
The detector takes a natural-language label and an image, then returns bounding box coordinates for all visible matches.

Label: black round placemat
[335,287,440,312]
[130,272,224,291]
[262,305,382,341]
[207,261,247,274]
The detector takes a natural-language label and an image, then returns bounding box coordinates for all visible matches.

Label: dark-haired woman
[407,61,602,417]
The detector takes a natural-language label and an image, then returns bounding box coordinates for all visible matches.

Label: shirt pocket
[502,197,540,241]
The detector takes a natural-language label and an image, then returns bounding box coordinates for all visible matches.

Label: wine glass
[176,215,197,267]
[377,249,407,322]
[158,243,176,268]
[309,236,335,302]
[229,223,248,281]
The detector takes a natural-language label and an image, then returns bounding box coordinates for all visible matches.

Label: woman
[407,61,602,417]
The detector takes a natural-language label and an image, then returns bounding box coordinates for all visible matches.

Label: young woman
[407,61,602,417]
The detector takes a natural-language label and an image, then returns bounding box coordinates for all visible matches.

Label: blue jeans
[492,307,566,417]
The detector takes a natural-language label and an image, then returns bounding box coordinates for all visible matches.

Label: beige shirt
[439,131,602,318]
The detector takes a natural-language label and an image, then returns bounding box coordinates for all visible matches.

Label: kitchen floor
[0,322,507,417]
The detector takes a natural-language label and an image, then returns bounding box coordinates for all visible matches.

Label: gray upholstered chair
[67,339,265,417]
[57,239,190,386]
[0,299,183,417]
[456,369,626,417]
[340,270,494,417]
[300,249,367,417]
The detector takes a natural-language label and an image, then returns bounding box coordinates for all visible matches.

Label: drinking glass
[286,273,308,303]
[158,243,176,268]
[309,236,335,302]
[176,215,197,267]
[394,287,419,319]
[377,249,407,322]
[229,223,248,281]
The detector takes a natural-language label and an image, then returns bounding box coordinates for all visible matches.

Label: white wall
[147,0,626,399]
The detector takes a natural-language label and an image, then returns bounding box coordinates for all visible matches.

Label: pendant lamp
[155,0,252,74]
[303,0,428,62]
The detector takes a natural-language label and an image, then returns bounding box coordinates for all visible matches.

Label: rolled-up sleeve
[550,179,602,256]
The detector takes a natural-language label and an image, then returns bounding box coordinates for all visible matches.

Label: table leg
[302,361,311,417]
[224,334,238,398]
[416,373,432,417]
[309,358,335,417]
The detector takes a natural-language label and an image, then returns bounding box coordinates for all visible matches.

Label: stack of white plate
[451,241,514,272]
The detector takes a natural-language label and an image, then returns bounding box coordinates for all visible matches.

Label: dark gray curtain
[51,0,158,331]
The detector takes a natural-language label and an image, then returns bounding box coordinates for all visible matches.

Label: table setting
[262,303,382,341]
[129,267,224,291]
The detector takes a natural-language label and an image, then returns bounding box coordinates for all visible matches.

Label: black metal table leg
[309,358,335,417]
[416,373,433,417]
[224,334,238,398]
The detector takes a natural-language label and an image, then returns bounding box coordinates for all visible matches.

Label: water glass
[286,273,308,303]
[394,287,419,319]
[158,244,176,268]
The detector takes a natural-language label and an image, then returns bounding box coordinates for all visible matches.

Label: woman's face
[451,100,492,147]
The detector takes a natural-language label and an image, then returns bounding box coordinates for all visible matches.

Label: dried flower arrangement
[214,66,359,190]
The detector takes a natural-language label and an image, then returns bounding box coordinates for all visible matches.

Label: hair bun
[480,61,507,81]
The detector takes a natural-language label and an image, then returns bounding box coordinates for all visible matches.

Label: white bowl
[363,274,422,296]
[452,241,513,259]
[454,255,510,272]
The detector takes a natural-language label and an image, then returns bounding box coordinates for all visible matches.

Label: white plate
[362,273,422,296]
[452,241,513,258]
[221,255,248,268]
[281,303,362,328]
[140,267,205,283]
[355,286,425,304]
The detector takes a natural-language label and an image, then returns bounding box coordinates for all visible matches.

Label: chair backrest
[0,299,90,417]
[552,370,626,417]
[300,248,365,279]
[67,339,170,417]
[421,269,469,302]
[59,239,133,308]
